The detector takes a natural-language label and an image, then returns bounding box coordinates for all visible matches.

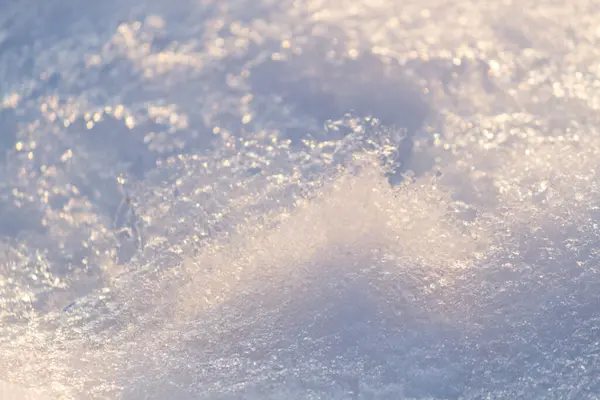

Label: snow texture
[2,0,600,398]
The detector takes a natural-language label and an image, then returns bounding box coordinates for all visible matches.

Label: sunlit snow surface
[2,0,600,398]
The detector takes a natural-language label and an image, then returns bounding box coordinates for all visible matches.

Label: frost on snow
[2,0,600,399]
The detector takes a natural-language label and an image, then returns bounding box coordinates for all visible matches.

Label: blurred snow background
[2,0,600,398]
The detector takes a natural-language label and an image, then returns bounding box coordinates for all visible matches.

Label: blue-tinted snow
[2,0,600,399]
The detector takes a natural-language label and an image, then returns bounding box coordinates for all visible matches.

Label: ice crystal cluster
[2,0,600,398]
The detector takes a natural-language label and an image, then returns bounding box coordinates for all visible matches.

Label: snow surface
[2,0,600,398]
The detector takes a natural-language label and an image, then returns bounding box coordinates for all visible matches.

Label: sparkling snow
[2,0,600,398]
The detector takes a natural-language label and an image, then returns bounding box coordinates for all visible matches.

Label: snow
[2,0,600,398]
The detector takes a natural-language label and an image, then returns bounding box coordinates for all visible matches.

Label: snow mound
[2,0,600,398]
